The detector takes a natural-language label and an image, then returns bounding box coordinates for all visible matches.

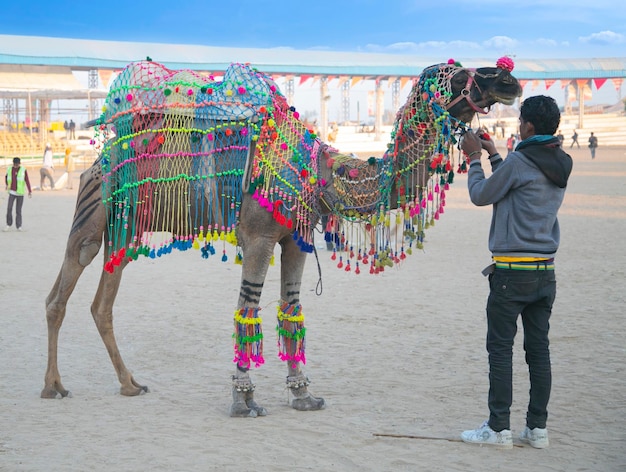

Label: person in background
[64,145,74,189]
[4,157,32,232]
[69,119,76,140]
[40,143,55,190]
[556,130,564,146]
[588,132,598,159]
[506,134,516,155]
[570,129,579,148]
[459,95,573,449]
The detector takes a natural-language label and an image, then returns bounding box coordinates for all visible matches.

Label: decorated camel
[41,57,521,417]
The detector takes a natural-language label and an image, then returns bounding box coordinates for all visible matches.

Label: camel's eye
[451,72,469,90]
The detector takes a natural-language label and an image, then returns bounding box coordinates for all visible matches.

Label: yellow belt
[495,261,554,271]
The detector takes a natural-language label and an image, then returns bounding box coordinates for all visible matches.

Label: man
[570,129,579,148]
[506,134,516,155]
[459,95,573,449]
[40,143,55,190]
[588,132,598,159]
[4,157,33,231]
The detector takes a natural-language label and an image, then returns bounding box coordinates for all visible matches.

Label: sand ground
[1,145,625,471]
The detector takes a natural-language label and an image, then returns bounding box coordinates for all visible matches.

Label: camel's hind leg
[278,236,325,411]
[42,167,107,398]
[90,259,147,396]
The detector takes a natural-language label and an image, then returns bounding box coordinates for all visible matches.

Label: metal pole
[375,79,383,141]
[319,77,328,142]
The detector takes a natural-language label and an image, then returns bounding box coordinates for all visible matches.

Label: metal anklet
[231,376,255,392]
[286,375,310,389]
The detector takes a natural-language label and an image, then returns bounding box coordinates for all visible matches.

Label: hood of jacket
[516,136,573,188]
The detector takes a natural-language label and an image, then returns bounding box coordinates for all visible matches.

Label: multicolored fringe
[248,94,321,253]
[94,59,480,276]
[276,301,306,367]
[233,307,264,368]
[95,60,277,273]
[322,62,469,274]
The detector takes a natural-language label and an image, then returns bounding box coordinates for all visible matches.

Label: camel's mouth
[472,94,518,110]
[495,95,518,106]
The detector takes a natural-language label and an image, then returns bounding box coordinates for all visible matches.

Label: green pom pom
[367,156,377,165]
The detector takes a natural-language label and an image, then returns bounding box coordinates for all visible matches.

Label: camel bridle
[445,68,504,115]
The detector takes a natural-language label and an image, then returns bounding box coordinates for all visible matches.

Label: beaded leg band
[276,302,306,367]
[233,307,264,368]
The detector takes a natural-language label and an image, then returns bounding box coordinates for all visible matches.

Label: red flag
[593,78,608,90]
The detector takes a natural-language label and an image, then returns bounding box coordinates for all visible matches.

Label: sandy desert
[1,144,624,471]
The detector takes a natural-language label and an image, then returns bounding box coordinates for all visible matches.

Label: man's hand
[479,132,499,156]
[461,132,483,161]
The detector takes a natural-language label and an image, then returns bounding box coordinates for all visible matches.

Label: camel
[41,57,521,417]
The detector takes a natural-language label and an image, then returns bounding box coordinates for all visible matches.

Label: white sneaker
[2,226,10,232]
[461,421,513,448]
[16,227,23,232]
[520,426,549,448]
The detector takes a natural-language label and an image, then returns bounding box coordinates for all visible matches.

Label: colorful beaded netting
[94,59,474,275]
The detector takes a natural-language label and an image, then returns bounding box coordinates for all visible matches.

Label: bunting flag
[299,75,311,86]
[351,76,362,87]
[98,70,114,89]
[545,79,557,90]
[593,78,608,90]
[399,77,412,90]
[387,77,397,88]
[337,76,349,88]
[519,79,528,90]
[611,78,623,91]
[531,80,540,90]
[561,79,571,89]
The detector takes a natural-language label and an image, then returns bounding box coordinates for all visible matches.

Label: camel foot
[120,384,148,396]
[229,379,265,417]
[291,392,325,411]
[40,381,71,399]
[245,397,268,417]
[229,400,258,418]
[287,375,325,411]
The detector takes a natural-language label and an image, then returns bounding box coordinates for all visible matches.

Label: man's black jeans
[486,267,556,431]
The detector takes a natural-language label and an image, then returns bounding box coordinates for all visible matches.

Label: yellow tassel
[269,254,275,266]
[192,240,200,250]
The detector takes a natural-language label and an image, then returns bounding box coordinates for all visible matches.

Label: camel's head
[416,57,523,125]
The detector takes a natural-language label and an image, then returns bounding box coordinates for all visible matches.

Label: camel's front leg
[91,259,147,396]
[278,237,325,411]
[229,230,275,417]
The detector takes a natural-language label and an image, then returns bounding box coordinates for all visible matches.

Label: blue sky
[1,0,624,59]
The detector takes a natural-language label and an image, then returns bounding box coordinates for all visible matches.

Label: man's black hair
[520,95,561,135]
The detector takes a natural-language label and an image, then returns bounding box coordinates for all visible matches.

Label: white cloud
[482,36,519,51]
[579,30,625,45]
